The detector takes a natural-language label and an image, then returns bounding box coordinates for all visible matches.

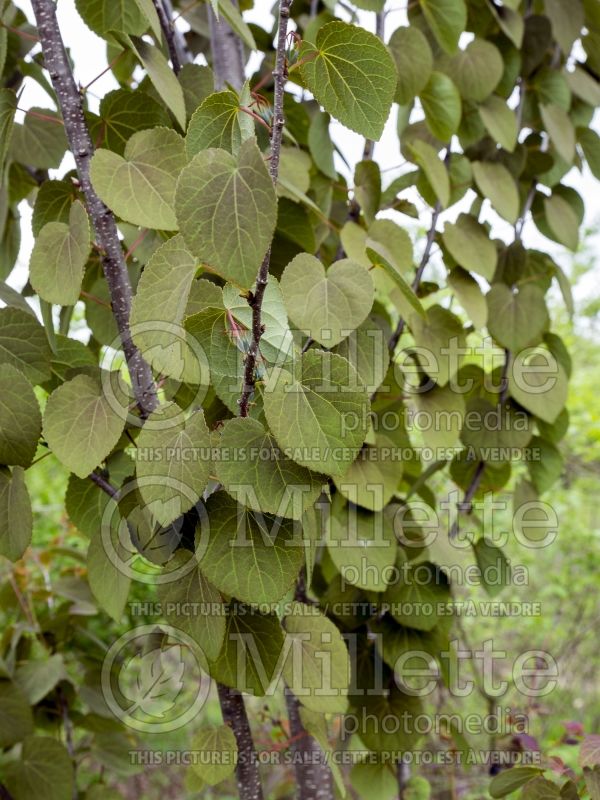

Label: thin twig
[30,0,158,418]
[89,471,118,498]
[238,0,293,417]
[152,0,182,74]
[388,200,442,353]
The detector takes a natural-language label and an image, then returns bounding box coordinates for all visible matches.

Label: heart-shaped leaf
[263,349,370,477]
[280,254,374,347]
[215,417,325,518]
[90,127,187,230]
[175,138,277,289]
[298,21,396,140]
[0,364,41,468]
[43,374,126,478]
[486,283,548,351]
[29,200,91,306]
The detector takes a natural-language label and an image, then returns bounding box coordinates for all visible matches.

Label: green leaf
[175,138,277,290]
[190,725,237,785]
[472,161,519,224]
[280,254,374,347]
[567,67,600,107]
[489,767,543,798]
[327,494,397,591]
[282,601,350,713]
[419,0,467,54]
[14,654,67,705]
[447,268,488,329]
[383,562,450,631]
[441,39,504,101]
[4,736,75,800]
[157,552,226,661]
[540,104,576,163]
[479,95,518,152]
[215,417,325,519]
[0,467,32,562]
[31,180,76,236]
[92,89,170,155]
[90,127,187,230]
[420,72,462,141]
[179,64,215,120]
[333,316,390,396]
[198,493,304,605]
[442,213,497,280]
[0,307,51,385]
[29,200,91,306]
[43,374,126,478]
[409,305,466,386]
[130,234,207,383]
[75,0,147,35]
[578,127,600,179]
[545,0,584,53]
[0,681,34,748]
[308,111,336,179]
[210,606,283,695]
[0,89,17,186]
[334,429,401,511]
[0,364,41,467]
[388,26,433,105]
[544,194,579,250]
[412,383,465,449]
[354,160,381,224]
[132,0,162,38]
[87,501,131,621]
[351,763,397,800]
[486,283,548,351]
[473,538,511,598]
[10,110,67,170]
[509,347,568,424]
[366,218,414,277]
[298,21,397,140]
[263,349,371,477]
[135,405,211,526]
[410,140,450,207]
[129,37,187,130]
[65,474,111,538]
[186,88,254,156]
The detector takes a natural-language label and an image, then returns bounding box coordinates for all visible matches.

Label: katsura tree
[0,0,598,798]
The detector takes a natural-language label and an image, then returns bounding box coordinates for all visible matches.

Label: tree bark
[285,690,334,800]
[217,684,264,800]
[208,2,246,90]
[30,0,157,418]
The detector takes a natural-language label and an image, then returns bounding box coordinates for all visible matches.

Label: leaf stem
[30,0,158,418]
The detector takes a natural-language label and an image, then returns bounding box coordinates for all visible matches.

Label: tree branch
[152,0,182,73]
[30,0,157,418]
[238,0,292,416]
[388,200,442,353]
[209,1,246,90]
[284,691,333,800]
[217,684,264,800]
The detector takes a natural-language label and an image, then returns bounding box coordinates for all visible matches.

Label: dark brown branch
[238,0,293,416]
[0,784,15,800]
[30,0,157,418]
[89,470,118,498]
[209,1,246,90]
[217,684,264,800]
[284,691,333,800]
[152,0,182,73]
[388,200,442,353]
